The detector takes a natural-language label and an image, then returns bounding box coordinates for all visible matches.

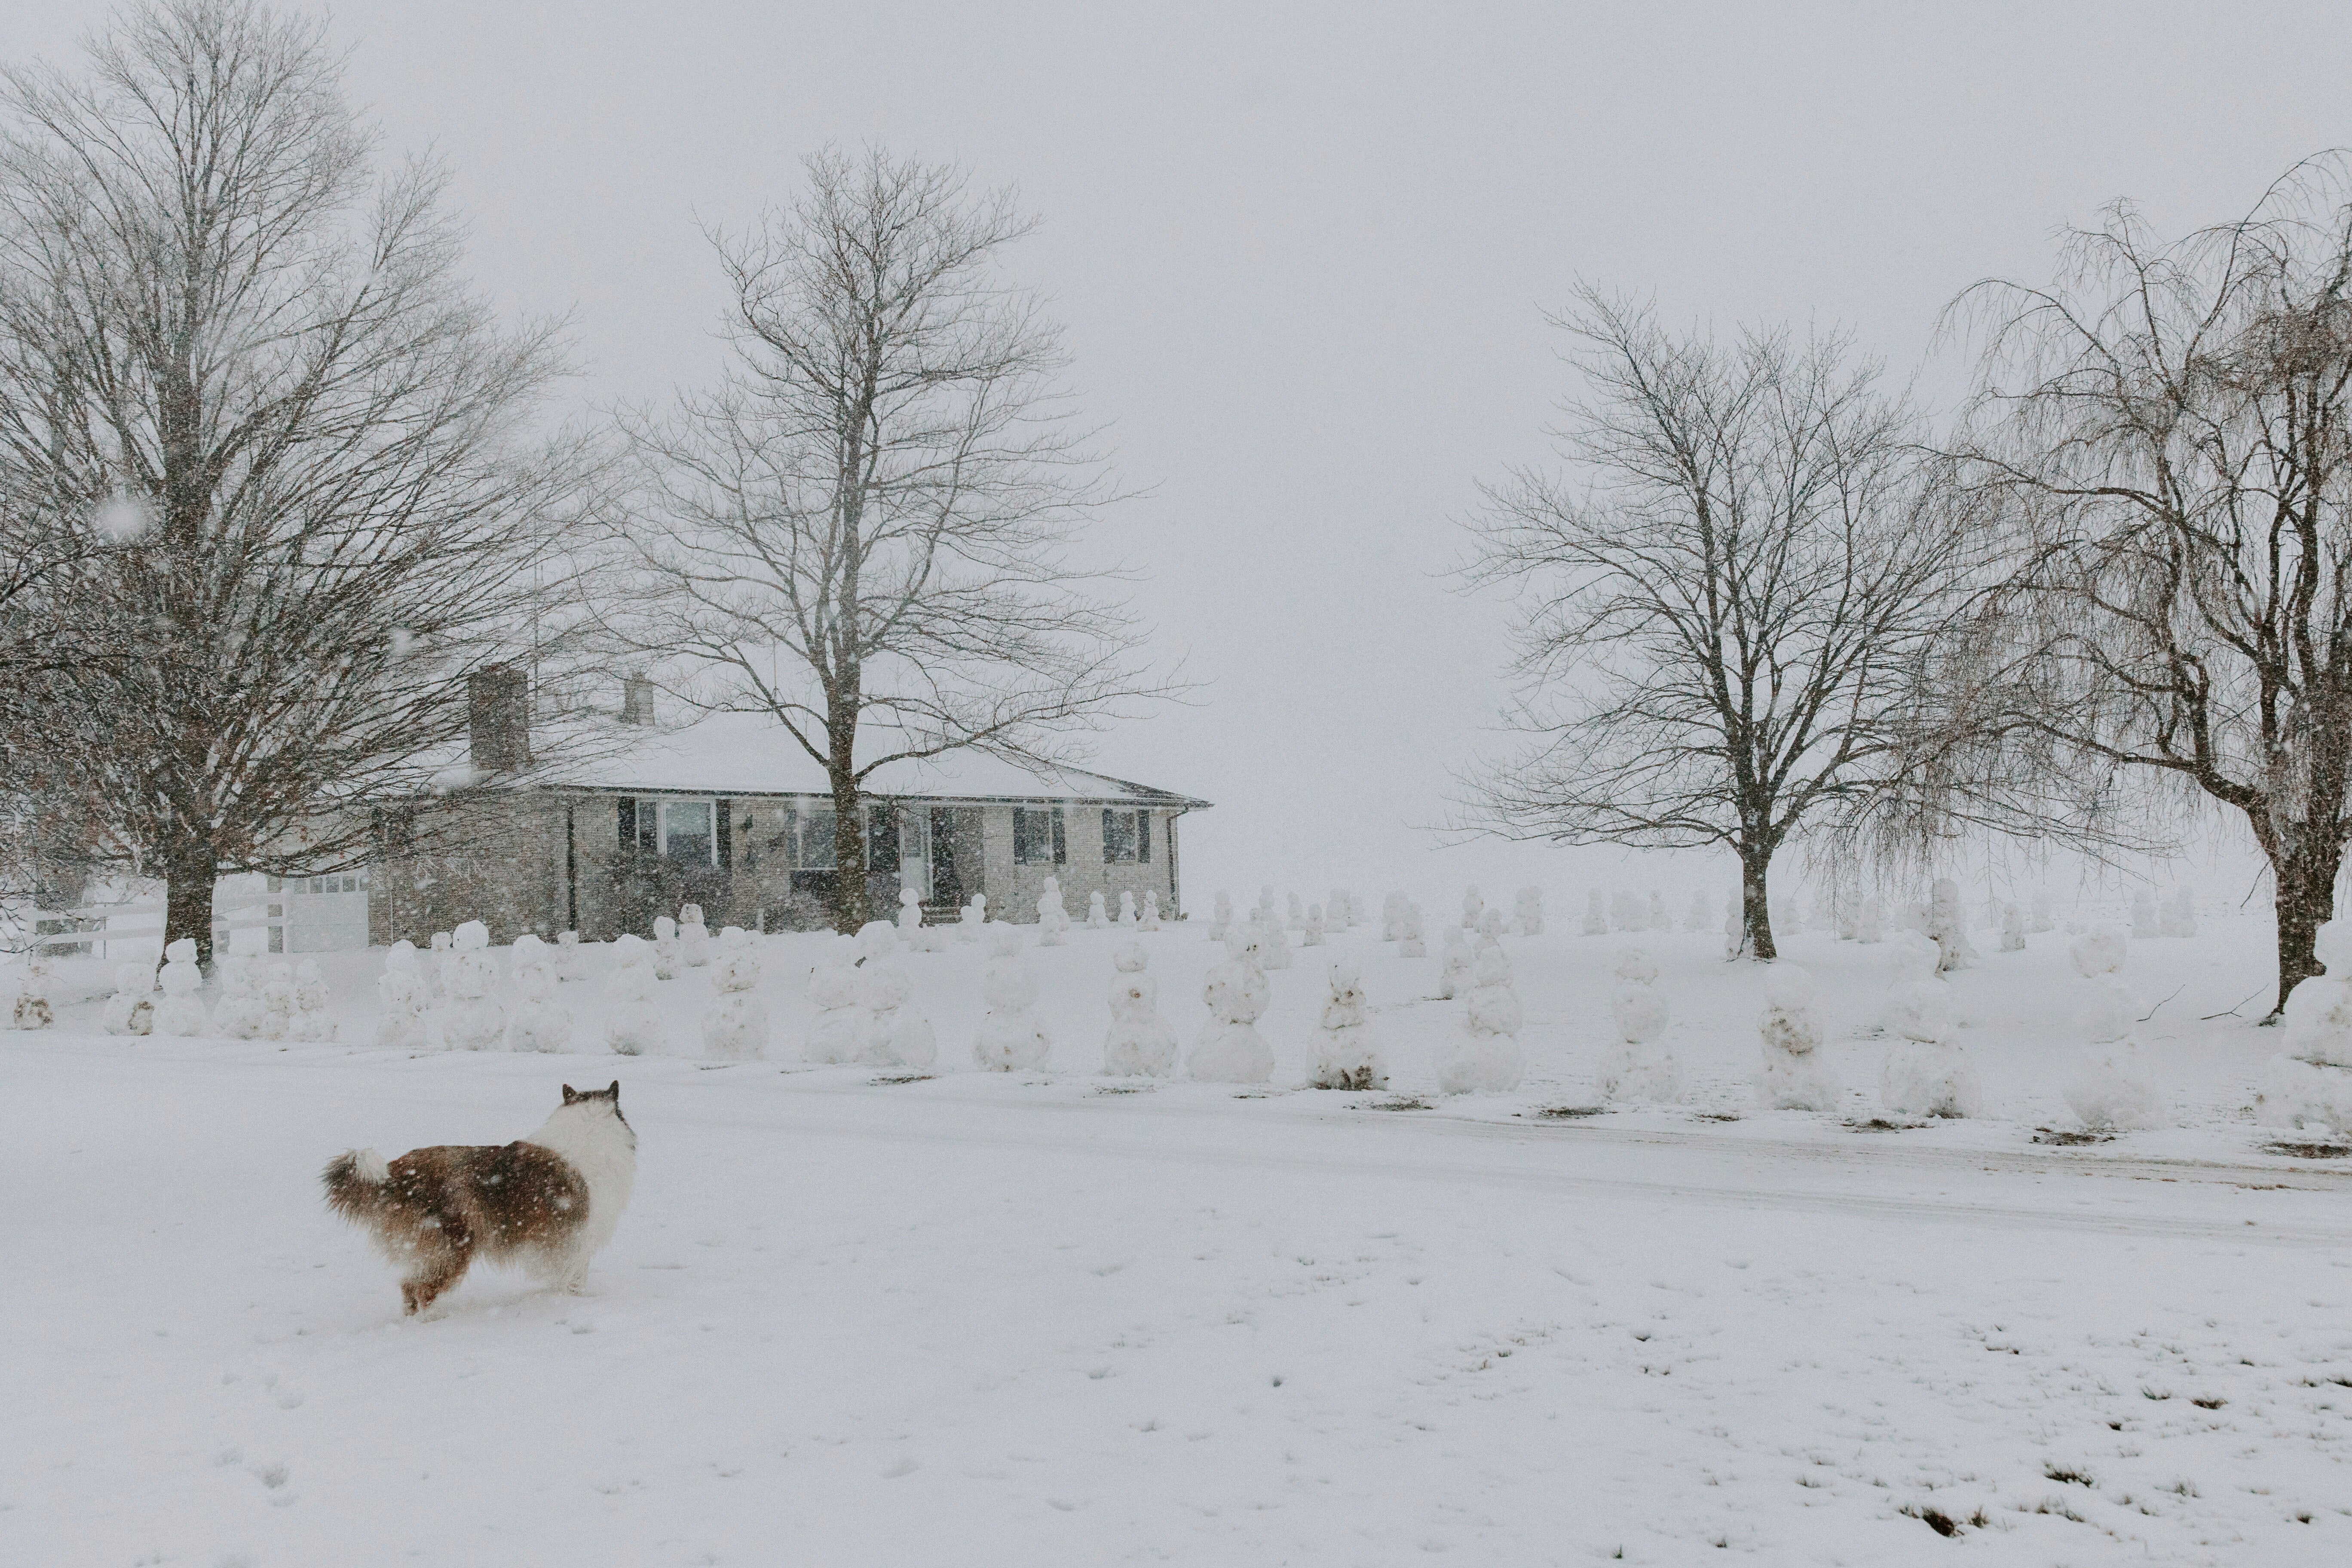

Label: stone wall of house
[369,790,1192,945]
[370,793,567,946]
[983,805,1185,925]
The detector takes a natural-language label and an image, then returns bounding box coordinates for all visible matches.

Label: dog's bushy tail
[322,1148,392,1221]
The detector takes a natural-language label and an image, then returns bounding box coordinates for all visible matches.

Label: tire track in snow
[649,1093,2352,1250]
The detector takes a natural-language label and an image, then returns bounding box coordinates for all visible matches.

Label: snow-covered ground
[9,915,2352,1564]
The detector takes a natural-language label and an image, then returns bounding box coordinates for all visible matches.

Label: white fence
[25,895,285,959]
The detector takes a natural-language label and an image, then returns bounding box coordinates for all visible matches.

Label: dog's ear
[607,1080,620,1100]
[561,1084,577,1103]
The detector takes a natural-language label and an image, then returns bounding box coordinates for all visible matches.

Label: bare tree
[1463,291,1976,958]
[0,0,583,964]
[608,146,1167,932]
[1944,155,2352,1014]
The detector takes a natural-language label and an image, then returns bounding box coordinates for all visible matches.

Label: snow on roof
[523,710,1208,808]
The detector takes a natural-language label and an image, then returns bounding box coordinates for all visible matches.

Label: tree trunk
[2269,833,2343,1018]
[828,756,868,935]
[1738,845,1776,961]
[163,842,219,972]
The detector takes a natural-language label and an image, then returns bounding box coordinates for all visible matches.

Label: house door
[286,873,371,952]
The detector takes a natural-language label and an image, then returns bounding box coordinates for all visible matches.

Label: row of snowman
[1200,886,1372,951]
[373,916,770,1058]
[900,879,1167,953]
[43,943,342,1041]
[799,907,1525,1095]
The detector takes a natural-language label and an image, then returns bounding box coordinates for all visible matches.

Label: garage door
[285,872,371,952]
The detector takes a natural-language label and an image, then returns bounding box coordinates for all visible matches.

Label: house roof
[518,710,1209,810]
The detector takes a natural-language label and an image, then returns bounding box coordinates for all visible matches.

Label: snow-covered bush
[153,939,206,1038]
[1037,877,1072,945]
[2060,928,2160,1131]
[1583,890,1609,937]
[858,951,937,1069]
[5,954,53,1031]
[1437,926,1473,1000]
[1437,947,1524,1094]
[1307,960,1385,1090]
[701,927,769,1060]
[1599,947,1681,1103]
[1757,963,1837,1111]
[974,925,1050,1071]
[1102,942,1177,1077]
[100,962,155,1036]
[435,920,505,1051]
[372,941,428,1049]
[1396,899,1427,958]
[1514,885,1544,936]
[212,956,265,1039]
[1879,931,1979,1117]
[804,940,863,1063]
[505,934,570,1053]
[290,958,336,1042]
[651,915,681,980]
[1301,903,1326,947]
[2256,919,2352,1137]
[605,934,664,1056]
[679,903,712,968]
[1189,944,1273,1083]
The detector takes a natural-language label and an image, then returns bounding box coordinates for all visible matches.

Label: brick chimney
[467,665,532,773]
[622,675,655,726]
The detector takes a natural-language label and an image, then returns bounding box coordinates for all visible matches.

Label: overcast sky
[22,1,2348,909]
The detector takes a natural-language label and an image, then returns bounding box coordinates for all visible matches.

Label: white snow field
[9,913,2352,1565]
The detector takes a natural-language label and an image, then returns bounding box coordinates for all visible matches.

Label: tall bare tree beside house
[608,145,1167,933]
[1942,156,2352,1015]
[0,0,584,964]
[1462,290,1978,959]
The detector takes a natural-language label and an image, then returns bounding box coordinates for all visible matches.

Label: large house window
[622,797,721,866]
[1014,805,1066,866]
[1102,807,1151,864]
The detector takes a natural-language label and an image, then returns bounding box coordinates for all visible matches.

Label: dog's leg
[402,1234,474,1316]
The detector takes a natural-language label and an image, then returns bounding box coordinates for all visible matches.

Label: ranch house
[309,674,1209,950]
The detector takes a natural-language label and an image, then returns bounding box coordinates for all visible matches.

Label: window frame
[633,796,720,868]
[1014,804,1068,866]
[1101,807,1152,864]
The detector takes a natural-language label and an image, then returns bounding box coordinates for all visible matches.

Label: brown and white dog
[323,1082,638,1315]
